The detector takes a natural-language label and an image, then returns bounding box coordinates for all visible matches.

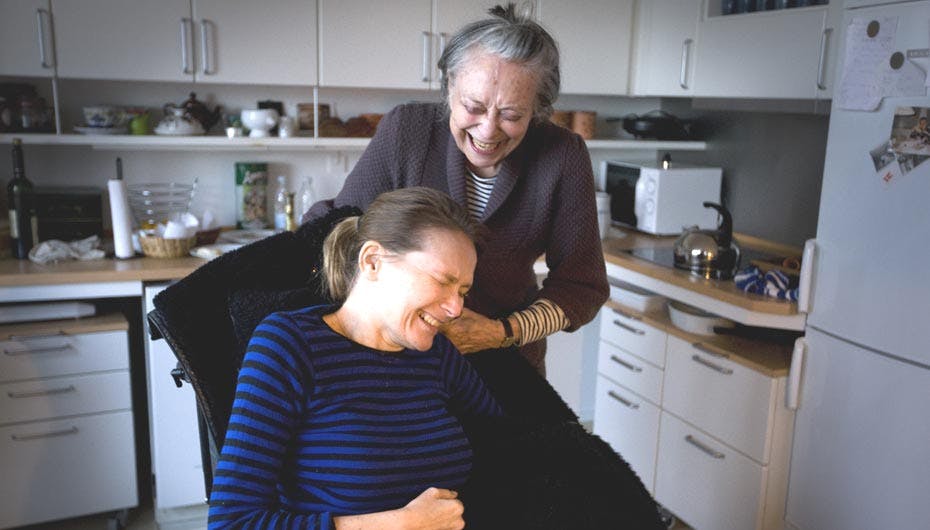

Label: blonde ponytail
[322,216,361,303]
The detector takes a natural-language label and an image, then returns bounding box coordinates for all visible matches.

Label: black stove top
[623,246,777,278]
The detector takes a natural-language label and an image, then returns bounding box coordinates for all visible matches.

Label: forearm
[509,298,570,346]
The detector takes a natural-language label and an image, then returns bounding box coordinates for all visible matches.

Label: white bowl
[609,279,666,313]
[667,300,734,335]
[240,109,279,138]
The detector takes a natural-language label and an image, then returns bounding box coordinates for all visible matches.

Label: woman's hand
[441,308,511,353]
[334,487,464,530]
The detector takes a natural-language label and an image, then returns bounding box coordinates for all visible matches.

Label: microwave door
[605,165,639,228]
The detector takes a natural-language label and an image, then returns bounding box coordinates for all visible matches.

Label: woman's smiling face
[448,51,537,179]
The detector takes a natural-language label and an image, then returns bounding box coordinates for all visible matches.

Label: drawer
[597,340,663,405]
[598,306,667,368]
[0,411,138,528]
[593,375,660,493]
[663,335,776,464]
[0,371,131,425]
[655,412,765,530]
[0,330,128,383]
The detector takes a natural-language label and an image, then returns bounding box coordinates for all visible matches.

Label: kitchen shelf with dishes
[0,133,706,153]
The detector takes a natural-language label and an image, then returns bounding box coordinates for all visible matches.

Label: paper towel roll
[595,191,611,239]
[108,178,134,259]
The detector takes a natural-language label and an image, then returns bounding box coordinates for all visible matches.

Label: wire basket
[127,180,197,229]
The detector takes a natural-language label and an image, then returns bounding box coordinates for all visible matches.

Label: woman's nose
[475,115,499,137]
[441,292,464,318]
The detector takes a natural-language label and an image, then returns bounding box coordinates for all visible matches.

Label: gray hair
[322,187,482,303]
[438,3,560,122]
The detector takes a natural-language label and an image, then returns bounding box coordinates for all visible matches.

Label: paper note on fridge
[837,17,899,111]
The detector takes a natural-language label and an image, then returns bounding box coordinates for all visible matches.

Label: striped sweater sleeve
[510,298,571,346]
[208,314,333,530]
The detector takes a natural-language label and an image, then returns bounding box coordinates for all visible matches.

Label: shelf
[2,133,707,152]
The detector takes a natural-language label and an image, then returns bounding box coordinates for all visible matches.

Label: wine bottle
[7,138,38,259]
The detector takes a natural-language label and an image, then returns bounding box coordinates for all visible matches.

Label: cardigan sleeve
[535,133,609,331]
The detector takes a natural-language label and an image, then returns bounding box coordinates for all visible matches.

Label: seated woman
[207,187,503,530]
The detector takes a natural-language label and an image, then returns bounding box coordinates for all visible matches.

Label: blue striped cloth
[734,266,799,301]
[208,305,502,529]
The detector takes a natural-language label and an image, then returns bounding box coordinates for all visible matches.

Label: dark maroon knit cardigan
[305,103,608,365]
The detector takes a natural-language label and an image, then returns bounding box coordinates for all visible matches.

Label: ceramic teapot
[673,202,741,280]
[164,92,222,133]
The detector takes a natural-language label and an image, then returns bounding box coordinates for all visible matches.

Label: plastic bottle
[296,176,316,222]
[6,138,38,259]
[273,175,289,231]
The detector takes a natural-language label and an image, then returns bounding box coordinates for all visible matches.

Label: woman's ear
[357,240,384,279]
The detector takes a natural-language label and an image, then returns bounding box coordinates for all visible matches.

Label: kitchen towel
[734,265,799,301]
[108,174,134,259]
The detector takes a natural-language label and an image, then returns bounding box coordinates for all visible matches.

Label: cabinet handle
[421,31,432,83]
[797,239,816,314]
[692,342,728,358]
[12,426,78,441]
[816,28,832,90]
[36,8,55,68]
[200,19,214,75]
[612,319,645,336]
[786,337,806,410]
[607,390,640,410]
[691,354,733,375]
[679,38,693,89]
[610,355,643,373]
[8,385,76,399]
[180,18,193,74]
[611,307,642,321]
[685,434,725,459]
[3,343,73,356]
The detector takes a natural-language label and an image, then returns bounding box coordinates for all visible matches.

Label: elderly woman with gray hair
[305,4,608,374]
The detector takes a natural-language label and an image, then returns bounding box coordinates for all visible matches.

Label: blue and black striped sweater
[208,305,502,529]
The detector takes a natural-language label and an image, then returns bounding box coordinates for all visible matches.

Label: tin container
[235,162,268,229]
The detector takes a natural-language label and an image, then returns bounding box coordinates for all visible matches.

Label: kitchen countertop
[0,255,205,286]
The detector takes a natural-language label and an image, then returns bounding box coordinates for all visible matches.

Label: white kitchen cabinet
[53,0,317,85]
[53,0,196,82]
[591,298,794,530]
[0,0,56,78]
[191,0,317,85]
[630,0,701,97]
[143,284,208,524]
[319,0,485,90]
[594,375,660,493]
[537,0,634,95]
[319,0,433,89]
[0,314,138,529]
[693,4,834,99]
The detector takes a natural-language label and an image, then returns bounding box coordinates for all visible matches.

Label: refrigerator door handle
[798,238,816,314]
[787,336,807,410]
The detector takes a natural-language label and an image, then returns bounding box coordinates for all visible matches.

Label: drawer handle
[611,307,642,321]
[8,385,76,399]
[693,342,728,358]
[3,343,73,356]
[12,426,79,441]
[691,354,733,375]
[612,320,645,336]
[685,434,725,460]
[610,355,643,373]
[607,390,640,410]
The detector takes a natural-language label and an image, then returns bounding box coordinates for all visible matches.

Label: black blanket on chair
[149,207,663,529]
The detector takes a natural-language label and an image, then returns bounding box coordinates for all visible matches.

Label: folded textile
[28,235,105,264]
[734,265,798,301]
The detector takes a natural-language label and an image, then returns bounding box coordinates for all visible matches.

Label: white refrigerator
[785,2,930,529]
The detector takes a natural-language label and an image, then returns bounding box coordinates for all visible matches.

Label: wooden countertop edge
[0,313,128,339]
[605,300,792,377]
[0,257,205,286]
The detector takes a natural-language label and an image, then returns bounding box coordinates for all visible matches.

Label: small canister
[235,162,268,229]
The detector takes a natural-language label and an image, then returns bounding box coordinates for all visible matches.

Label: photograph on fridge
[888,106,930,174]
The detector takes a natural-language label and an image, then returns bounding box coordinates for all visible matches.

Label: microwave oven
[602,160,722,235]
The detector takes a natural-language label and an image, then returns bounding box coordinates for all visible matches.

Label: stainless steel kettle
[673,202,741,280]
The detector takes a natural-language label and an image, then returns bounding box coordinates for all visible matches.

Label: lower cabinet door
[0,411,138,528]
[655,412,765,530]
[593,375,660,493]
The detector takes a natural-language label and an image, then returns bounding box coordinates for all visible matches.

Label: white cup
[595,191,611,239]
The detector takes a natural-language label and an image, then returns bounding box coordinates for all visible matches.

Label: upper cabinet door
[693,6,829,99]
[192,0,317,86]
[431,0,490,89]
[319,0,432,89]
[630,0,701,97]
[54,0,195,82]
[0,0,56,77]
[537,0,634,95]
